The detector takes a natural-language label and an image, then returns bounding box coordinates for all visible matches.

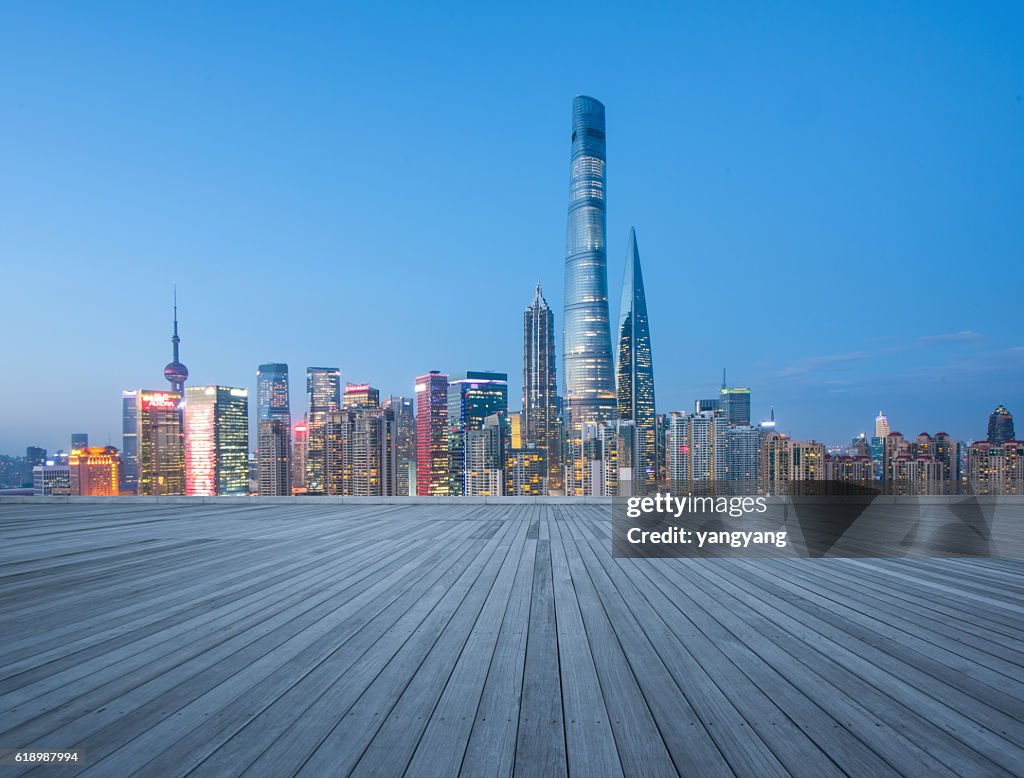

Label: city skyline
[2,4,1023,453]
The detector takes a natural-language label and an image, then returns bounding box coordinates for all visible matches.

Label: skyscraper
[383,395,416,496]
[616,227,656,494]
[258,419,291,496]
[415,371,449,496]
[71,433,89,451]
[563,95,616,494]
[305,367,341,494]
[257,364,291,423]
[447,372,508,495]
[343,383,380,410]
[134,390,185,496]
[987,404,1015,445]
[257,364,291,496]
[874,411,890,438]
[184,386,249,496]
[523,284,561,493]
[121,390,138,491]
[719,371,751,427]
[292,422,308,492]
[163,289,189,395]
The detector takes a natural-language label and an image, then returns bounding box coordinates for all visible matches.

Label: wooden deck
[0,502,1022,777]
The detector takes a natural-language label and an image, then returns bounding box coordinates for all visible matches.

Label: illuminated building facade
[415,371,449,496]
[69,446,120,496]
[465,414,505,496]
[967,440,1023,495]
[33,464,70,495]
[343,383,380,410]
[615,227,656,495]
[447,372,508,496]
[292,422,308,492]
[257,363,291,422]
[258,419,291,496]
[184,386,249,496]
[523,284,561,493]
[760,433,825,495]
[121,390,139,490]
[720,372,751,427]
[305,367,341,494]
[257,363,291,496]
[824,454,875,485]
[563,95,616,494]
[383,395,416,496]
[135,390,185,496]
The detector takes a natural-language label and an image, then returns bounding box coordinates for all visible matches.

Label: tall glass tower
[563,95,615,493]
[616,227,656,493]
[524,284,561,493]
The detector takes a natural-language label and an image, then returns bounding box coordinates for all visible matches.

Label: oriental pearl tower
[163,287,189,393]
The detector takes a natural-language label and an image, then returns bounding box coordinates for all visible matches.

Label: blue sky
[1,1,1022,454]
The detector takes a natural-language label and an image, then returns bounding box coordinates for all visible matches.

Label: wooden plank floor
[0,502,1022,777]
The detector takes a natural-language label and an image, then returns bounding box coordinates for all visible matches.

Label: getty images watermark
[611,488,1024,558]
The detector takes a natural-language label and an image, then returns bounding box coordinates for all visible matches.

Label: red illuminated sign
[141,392,178,410]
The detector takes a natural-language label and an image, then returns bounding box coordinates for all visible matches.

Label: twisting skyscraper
[523,284,561,492]
[563,95,615,493]
[616,227,656,493]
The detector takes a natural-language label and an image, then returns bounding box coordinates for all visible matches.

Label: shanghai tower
[563,96,616,494]
[616,227,656,494]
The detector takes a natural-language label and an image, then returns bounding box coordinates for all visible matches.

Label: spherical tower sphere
[164,361,189,385]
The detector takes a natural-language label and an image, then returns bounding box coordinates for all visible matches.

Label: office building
[184,386,249,496]
[523,284,561,493]
[71,433,89,451]
[465,414,505,496]
[987,405,1015,445]
[415,371,449,496]
[121,391,139,490]
[383,395,416,496]
[257,363,290,422]
[563,95,616,493]
[615,227,657,494]
[33,464,70,496]
[342,383,380,410]
[133,390,185,496]
[258,419,291,496]
[720,372,751,427]
[305,367,341,494]
[69,446,120,496]
[447,371,508,495]
[292,422,308,492]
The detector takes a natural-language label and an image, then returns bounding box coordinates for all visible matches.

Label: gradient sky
[2,1,1022,455]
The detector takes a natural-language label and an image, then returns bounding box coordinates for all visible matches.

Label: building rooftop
[0,500,1022,775]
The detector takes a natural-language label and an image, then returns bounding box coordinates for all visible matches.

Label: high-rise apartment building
[563,95,616,494]
[523,284,561,493]
[447,372,508,496]
[667,411,727,495]
[415,371,449,496]
[760,433,825,495]
[305,367,341,494]
[724,425,760,495]
[616,228,656,495]
[967,440,1023,495]
[184,386,249,496]
[134,390,185,496]
[69,446,120,496]
[465,414,505,496]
